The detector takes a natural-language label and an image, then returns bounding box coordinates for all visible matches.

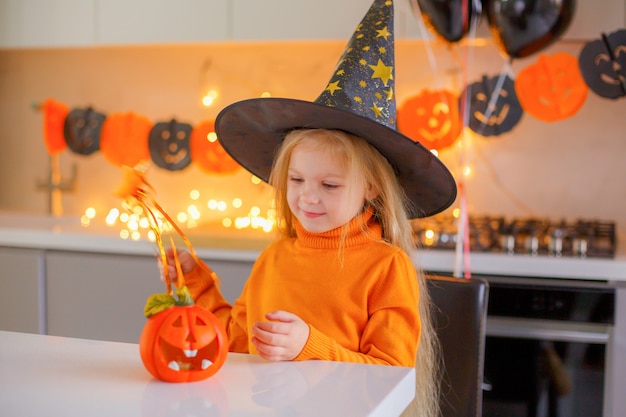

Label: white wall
[0,38,625,240]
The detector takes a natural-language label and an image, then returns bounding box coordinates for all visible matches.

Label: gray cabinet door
[45,251,253,343]
[46,251,163,343]
[0,247,45,334]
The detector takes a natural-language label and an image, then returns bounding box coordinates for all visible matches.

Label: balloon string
[151,199,215,279]
[477,60,512,136]
[408,0,443,90]
[453,0,481,279]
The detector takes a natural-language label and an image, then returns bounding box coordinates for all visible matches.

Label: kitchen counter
[0,330,415,417]
[1,211,625,282]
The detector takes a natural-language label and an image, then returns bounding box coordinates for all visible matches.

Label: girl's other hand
[157,248,197,282]
[251,311,310,362]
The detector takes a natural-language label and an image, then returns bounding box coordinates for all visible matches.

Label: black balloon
[416,0,482,43]
[483,0,576,59]
[578,29,626,100]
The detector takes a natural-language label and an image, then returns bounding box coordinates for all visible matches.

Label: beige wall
[0,39,625,238]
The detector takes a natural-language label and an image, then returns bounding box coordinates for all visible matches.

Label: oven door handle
[487,316,611,344]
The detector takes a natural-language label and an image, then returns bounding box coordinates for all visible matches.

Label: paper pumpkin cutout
[149,119,192,171]
[190,120,241,175]
[100,112,152,167]
[397,89,462,151]
[63,107,106,155]
[140,293,229,383]
[578,28,626,99]
[42,98,69,155]
[515,52,589,122]
[464,74,523,137]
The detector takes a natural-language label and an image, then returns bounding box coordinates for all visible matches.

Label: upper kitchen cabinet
[96,0,229,45]
[231,0,377,41]
[0,0,95,48]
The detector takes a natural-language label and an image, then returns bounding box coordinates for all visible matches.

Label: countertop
[0,330,415,417]
[1,211,625,282]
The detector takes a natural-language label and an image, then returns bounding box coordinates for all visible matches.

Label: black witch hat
[215,0,457,218]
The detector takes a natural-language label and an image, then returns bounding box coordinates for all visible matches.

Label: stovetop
[411,215,617,259]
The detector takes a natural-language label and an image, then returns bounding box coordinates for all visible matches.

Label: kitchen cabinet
[44,250,252,343]
[1,0,624,48]
[96,0,230,45]
[0,247,45,334]
[0,0,95,48]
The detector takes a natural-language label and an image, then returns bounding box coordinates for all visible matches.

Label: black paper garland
[578,28,626,100]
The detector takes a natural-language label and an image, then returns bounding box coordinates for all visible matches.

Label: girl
[161,2,457,416]
[161,128,441,416]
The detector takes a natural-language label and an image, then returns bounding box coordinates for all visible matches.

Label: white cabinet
[96,0,230,45]
[0,0,95,48]
[232,0,375,41]
[45,250,252,343]
[0,247,45,334]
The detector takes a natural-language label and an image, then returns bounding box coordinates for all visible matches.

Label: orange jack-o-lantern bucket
[139,289,228,383]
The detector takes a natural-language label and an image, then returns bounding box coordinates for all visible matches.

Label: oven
[480,275,616,417]
[414,214,625,417]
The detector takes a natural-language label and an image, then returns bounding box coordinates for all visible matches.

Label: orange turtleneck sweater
[185,210,420,367]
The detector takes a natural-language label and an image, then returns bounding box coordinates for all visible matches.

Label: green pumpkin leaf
[175,286,195,306]
[144,293,176,318]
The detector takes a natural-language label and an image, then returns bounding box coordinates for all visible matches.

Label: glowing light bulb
[201,89,218,107]
[222,218,233,228]
[251,176,262,185]
[139,217,150,229]
[85,207,96,219]
[189,189,200,200]
[232,198,243,208]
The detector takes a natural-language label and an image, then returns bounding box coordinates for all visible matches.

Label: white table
[0,331,415,416]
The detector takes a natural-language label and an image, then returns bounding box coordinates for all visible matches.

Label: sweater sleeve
[294,252,420,367]
[184,263,250,353]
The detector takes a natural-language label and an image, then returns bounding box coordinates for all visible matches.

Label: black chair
[428,275,489,417]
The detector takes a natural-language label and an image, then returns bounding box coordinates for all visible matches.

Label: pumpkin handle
[152,199,214,287]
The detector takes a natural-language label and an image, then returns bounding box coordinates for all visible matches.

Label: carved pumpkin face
[139,304,228,383]
[515,52,588,122]
[190,120,241,175]
[63,107,106,155]
[397,89,462,151]
[464,74,523,137]
[42,98,69,155]
[100,112,153,167]
[578,29,626,100]
[149,119,192,171]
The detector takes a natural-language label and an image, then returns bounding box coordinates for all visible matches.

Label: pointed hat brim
[215,97,457,218]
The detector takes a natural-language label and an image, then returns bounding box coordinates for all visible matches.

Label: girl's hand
[157,248,197,282]
[251,311,310,361]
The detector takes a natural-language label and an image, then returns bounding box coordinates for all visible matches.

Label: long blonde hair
[269,128,440,417]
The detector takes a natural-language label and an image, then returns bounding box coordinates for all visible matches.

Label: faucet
[36,154,77,216]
